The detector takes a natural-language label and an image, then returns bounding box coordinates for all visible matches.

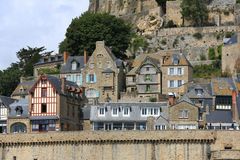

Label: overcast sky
[0,0,89,70]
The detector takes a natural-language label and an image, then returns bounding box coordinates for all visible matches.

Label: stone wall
[1,131,240,160]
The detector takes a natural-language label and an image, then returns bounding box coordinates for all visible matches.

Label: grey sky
[0,0,89,70]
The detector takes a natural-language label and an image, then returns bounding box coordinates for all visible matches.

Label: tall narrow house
[29,75,84,132]
[83,41,125,104]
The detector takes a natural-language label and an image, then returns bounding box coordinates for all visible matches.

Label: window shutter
[168,68,170,75]
[182,80,184,86]
[94,73,97,83]
[86,74,89,83]
[168,81,170,88]
[182,68,184,75]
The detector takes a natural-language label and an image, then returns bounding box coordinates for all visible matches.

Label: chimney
[84,48,88,65]
[61,78,66,94]
[63,51,69,64]
[168,93,176,106]
[232,90,239,122]
[96,41,105,48]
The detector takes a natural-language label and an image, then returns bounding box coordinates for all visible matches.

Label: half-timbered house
[29,75,85,132]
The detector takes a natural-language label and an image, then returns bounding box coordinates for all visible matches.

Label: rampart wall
[0,131,240,160]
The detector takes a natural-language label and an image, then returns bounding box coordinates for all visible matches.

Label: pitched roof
[60,56,85,73]
[0,96,15,106]
[34,54,63,66]
[11,80,35,97]
[9,98,29,117]
[185,84,212,99]
[206,110,233,123]
[162,53,192,66]
[177,95,194,105]
[211,77,236,96]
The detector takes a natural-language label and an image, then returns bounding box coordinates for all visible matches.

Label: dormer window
[72,61,77,70]
[15,106,23,116]
[195,89,203,95]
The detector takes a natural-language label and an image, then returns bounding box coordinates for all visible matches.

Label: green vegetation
[181,0,208,26]
[200,53,206,60]
[208,45,222,60]
[129,34,148,54]
[237,0,240,4]
[38,68,60,75]
[193,61,221,79]
[225,32,234,38]
[149,97,157,102]
[59,12,132,59]
[193,32,203,40]
[164,20,177,28]
[208,48,215,60]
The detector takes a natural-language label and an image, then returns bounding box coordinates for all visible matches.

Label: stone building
[222,33,240,75]
[90,102,169,131]
[8,98,30,133]
[83,41,125,104]
[169,96,200,130]
[126,56,162,101]
[161,52,193,96]
[60,51,87,87]
[33,54,63,78]
[28,75,85,132]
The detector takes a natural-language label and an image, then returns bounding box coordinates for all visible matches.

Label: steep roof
[211,78,236,96]
[60,56,85,74]
[185,84,213,99]
[9,98,29,118]
[11,80,35,97]
[34,54,63,66]
[0,96,15,107]
[162,53,192,67]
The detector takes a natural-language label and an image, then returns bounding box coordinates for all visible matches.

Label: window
[177,68,182,75]
[155,125,166,130]
[195,89,203,95]
[153,108,159,115]
[98,107,105,116]
[146,85,151,92]
[41,79,47,84]
[89,74,94,82]
[170,80,174,88]
[179,110,188,119]
[15,106,23,116]
[169,68,174,75]
[146,67,150,71]
[123,107,130,116]
[41,88,47,97]
[90,63,94,69]
[105,73,110,78]
[13,156,16,160]
[178,80,182,87]
[72,61,77,70]
[141,108,147,116]
[66,75,71,81]
[145,74,152,81]
[41,103,47,113]
[112,108,118,116]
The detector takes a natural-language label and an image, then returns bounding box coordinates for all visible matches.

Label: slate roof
[81,105,91,120]
[34,54,63,66]
[90,102,168,124]
[224,34,238,45]
[0,96,15,106]
[185,84,213,99]
[11,80,35,97]
[177,95,194,105]
[60,56,85,74]
[211,78,236,96]
[206,110,233,123]
[9,98,29,118]
[162,53,192,67]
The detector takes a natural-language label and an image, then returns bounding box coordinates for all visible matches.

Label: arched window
[10,123,27,133]
[15,106,23,116]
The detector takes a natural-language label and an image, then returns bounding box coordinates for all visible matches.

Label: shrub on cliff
[59,12,132,59]
[181,0,208,27]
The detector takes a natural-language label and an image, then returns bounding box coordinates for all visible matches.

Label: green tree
[181,0,208,26]
[0,63,22,96]
[59,12,132,59]
[129,34,148,55]
[17,46,52,76]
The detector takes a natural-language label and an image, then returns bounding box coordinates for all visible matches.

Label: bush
[200,53,206,60]
[225,32,234,38]
[165,20,177,28]
[237,0,240,4]
[193,32,203,40]
[208,48,215,60]
[149,97,157,102]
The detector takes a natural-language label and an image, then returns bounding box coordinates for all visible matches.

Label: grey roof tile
[60,56,85,74]
[206,111,233,123]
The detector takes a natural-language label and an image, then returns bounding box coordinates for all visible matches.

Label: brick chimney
[61,78,66,94]
[63,51,69,64]
[232,90,239,122]
[168,93,176,106]
[84,48,88,65]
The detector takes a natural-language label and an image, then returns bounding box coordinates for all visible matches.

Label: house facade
[60,51,88,87]
[162,53,193,96]
[83,41,125,104]
[0,96,15,133]
[28,75,84,132]
[90,102,169,131]
[126,56,162,101]
[169,97,200,130]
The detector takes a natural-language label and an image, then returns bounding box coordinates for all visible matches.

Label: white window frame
[123,107,130,117]
[141,108,147,116]
[179,110,189,119]
[98,107,105,116]
[169,68,174,75]
[169,80,175,88]
[177,68,182,75]
[112,107,118,117]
